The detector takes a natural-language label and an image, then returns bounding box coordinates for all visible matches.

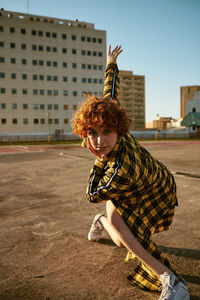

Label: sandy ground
[0,140,200,300]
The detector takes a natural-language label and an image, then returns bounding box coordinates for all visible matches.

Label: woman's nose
[97,135,104,145]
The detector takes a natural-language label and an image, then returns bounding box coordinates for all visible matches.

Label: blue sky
[1,0,199,122]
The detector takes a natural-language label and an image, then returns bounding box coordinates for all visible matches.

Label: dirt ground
[0,140,200,300]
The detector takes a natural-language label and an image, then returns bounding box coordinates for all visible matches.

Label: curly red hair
[71,96,130,138]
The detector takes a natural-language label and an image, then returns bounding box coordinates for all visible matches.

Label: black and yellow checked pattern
[86,62,178,291]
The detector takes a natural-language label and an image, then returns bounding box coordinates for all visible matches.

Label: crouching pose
[71,45,190,300]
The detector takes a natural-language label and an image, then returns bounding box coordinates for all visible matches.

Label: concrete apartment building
[119,70,145,130]
[180,85,200,118]
[0,9,106,137]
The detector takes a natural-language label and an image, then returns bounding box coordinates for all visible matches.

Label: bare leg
[100,200,174,277]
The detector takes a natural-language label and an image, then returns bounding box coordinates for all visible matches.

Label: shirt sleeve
[103,62,120,101]
[86,158,132,203]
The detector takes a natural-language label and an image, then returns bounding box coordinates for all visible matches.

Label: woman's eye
[88,131,96,136]
[104,129,111,135]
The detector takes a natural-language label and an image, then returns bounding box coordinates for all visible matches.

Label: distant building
[119,70,145,130]
[181,112,200,137]
[0,9,106,135]
[186,91,200,114]
[180,85,200,118]
[153,116,172,130]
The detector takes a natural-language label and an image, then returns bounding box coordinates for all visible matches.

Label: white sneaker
[159,272,190,300]
[88,214,105,242]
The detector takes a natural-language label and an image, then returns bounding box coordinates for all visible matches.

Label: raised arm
[103,45,123,101]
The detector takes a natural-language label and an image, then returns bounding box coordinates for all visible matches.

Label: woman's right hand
[107,45,123,65]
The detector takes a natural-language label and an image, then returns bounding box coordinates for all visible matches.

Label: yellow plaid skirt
[112,192,177,291]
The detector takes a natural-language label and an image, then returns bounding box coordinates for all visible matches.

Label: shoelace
[158,283,176,299]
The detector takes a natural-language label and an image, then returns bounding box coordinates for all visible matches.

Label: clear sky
[1,0,199,123]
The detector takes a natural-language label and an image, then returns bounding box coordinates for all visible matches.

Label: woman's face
[87,125,117,156]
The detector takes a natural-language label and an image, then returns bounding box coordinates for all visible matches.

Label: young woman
[71,45,190,300]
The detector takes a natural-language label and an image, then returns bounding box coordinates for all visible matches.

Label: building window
[62,34,67,39]
[81,50,86,55]
[53,61,57,67]
[62,48,67,53]
[21,44,26,49]
[98,52,102,57]
[72,63,77,68]
[1,119,6,124]
[10,27,15,33]
[23,104,28,109]
[87,64,91,69]
[0,57,5,63]
[63,90,68,96]
[46,32,51,38]
[12,88,17,94]
[39,60,44,66]
[93,51,97,56]
[32,45,37,50]
[21,28,26,34]
[33,74,38,80]
[93,38,96,43]
[46,46,51,52]
[32,30,37,36]
[88,78,92,83]
[72,35,76,40]
[1,103,6,109]
[73,105,77,110]
[47,75,52,81]
[23,118,28,124]
[40,119,45,124]
[81,64,86,69]
[33,89,38,95]
[11,73,16,79]
[63,76,68,82]
[12,119,18,124]
[98,38,102,43]
[22,59,27,65]
[40,104,45,110]
[82,78,86,83]
[40,89,45,95]
[46,61,51,66]
[63,62,67,68]
[87,51,91,56]
[11,58,16,64]
[73,77,77,82]
[99,79,103,84]
[93,78,97,84]
[81,36,85,42]
[0,72,5,78]
[52,32,57,38]
[63,105,68,110]
[73,91,77,96]
[54,119,59,124]
[34,119,39,124]
[0,88,6,93]
[0,41,4,47]
[39,75,44,80]
[38,31,43,36]
[93,65,97,70]
[12,103,17,109]
[87,37,91,42]
[53,76,58,81]
[99,65,103,70]
[39,45,43,51]
[22,74,27,79]
[64,119,69,124]
[72,49,77,54]
[54,90,58,96]
[33,104,39,109]
[0,26,4,32]
[54,104,59,110]
[47,90,52,95]
[47,104,52,110]
[52,47,57,52]
[48,118,53,124]
[22,89,28,94]
[10,43,16,48]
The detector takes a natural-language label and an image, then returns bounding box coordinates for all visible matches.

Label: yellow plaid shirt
[86,62,177,291]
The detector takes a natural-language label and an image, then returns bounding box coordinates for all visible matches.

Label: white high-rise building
[0,9,106,138]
